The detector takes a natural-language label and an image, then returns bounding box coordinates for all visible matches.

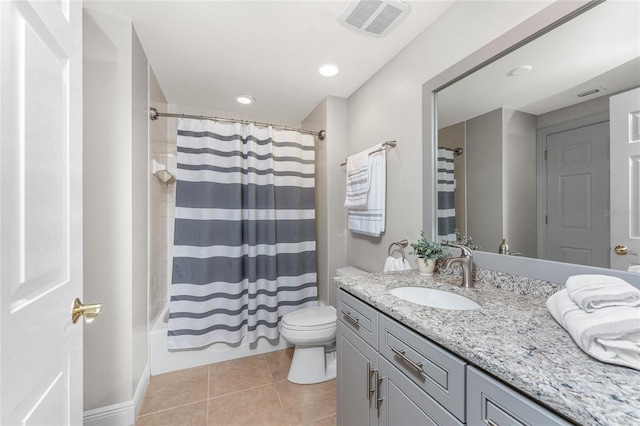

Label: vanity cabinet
[337,288,573,426]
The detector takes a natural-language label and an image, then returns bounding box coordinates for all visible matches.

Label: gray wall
[466,108,503,252]
[83,9,149,413]
[503,109,537,257]
[345,1,552,271]
[303,96,349,307]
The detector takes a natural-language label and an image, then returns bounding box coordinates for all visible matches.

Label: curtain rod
[149,107,325,140]
[438,146,464,156]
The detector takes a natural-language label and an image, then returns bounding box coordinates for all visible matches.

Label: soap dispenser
[498,239,510,255]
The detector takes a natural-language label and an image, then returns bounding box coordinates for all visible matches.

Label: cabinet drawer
[337,289,379,348]
[378,315,466,422]
[467,366,571,426]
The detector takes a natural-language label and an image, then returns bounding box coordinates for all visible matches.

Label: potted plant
[410,231,447,276]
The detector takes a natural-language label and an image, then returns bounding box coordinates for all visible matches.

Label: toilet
[280,266,366,384]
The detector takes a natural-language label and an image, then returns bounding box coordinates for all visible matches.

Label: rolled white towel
[383,256,412,272]
[565,274,640,312]
[628,265,640,274]
[547,289,640,370]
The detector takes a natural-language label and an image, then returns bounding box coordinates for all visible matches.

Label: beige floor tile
[136,401,208,426]
[208,384,287,426]
[264,347,294,381]
[208,354,274,398]
[276,379,336,426]
[301,414,336,426]
[140,366,209,416]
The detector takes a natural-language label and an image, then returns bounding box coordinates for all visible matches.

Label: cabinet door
[467,366,571,426]
[338,321,378,426]
[378,357,464,426]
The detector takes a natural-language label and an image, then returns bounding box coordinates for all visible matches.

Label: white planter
[417,258,436,276]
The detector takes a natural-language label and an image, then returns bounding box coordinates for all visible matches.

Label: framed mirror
[424,0,639,274]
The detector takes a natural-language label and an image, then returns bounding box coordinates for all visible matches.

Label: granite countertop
[334,269,640,426]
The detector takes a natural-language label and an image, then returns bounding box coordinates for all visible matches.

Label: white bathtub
[150,303,291,375]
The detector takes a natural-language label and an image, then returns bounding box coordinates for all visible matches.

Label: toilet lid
[282,306,336,328]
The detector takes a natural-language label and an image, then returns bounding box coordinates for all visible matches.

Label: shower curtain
[168,118,318,349]
[437,149,456,242]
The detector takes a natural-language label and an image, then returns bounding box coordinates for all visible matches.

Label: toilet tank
[336,267,367,277]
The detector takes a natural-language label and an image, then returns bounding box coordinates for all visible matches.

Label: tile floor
[136,348,337,426]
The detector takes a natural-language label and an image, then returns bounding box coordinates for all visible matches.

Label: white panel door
[610,88,640,272]
[1,0,84,424]
[545,121,610,267]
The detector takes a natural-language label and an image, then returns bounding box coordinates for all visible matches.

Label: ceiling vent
[338,0,411,37]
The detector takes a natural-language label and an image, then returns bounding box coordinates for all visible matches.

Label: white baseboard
[84,363,150,426]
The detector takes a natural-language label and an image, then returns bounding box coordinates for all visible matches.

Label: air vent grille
[338,0,411,37]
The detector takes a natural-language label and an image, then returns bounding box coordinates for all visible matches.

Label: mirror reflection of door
[610,87,640,272]
[540,118,610,267]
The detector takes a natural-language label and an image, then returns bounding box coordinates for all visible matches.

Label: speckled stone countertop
[334,269,640,426]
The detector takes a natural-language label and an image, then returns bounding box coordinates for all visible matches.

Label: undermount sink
[389,287,481,311]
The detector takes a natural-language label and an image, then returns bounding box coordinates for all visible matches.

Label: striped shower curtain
[168,118,318,349]
[437,149,456,242]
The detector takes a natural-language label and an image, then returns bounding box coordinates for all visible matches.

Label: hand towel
[344,150,371,209]
[383,256,412,272]
[348,146,386,236]
[565,274,640,312]
[546,289,640,370]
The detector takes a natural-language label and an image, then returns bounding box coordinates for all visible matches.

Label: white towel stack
[383,256,412,272]
[565,274,640,312]
[346,145,386,237]
[546,274,640,370]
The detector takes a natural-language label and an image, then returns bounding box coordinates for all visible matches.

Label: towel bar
[341,140,397,166]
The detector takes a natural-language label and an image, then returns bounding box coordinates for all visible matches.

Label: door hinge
[544,150,547,160]
[545,215,548,225]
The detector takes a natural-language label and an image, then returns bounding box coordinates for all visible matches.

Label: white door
[610,88,640,272]
[545,121,610,267]
[1,0,84,424]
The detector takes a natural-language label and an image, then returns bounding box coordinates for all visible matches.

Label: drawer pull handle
[375,370,384,409]
[487,420,499,426]
[342,310,360,325]
[366,363,376,400]
[390,346,424,374]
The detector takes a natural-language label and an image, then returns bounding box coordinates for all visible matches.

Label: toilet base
[287,344,336,384]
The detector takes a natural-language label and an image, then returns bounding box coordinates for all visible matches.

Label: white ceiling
[83,0,454,123]
[437,0,640,128]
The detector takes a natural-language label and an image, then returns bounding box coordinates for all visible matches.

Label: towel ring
[388,239,408,261]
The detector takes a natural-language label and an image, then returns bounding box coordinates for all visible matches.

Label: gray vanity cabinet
[466,366,571,426]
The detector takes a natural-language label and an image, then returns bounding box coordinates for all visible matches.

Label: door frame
[536,111,610,261]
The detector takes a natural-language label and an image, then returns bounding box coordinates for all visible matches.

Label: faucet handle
[443,242,473,256]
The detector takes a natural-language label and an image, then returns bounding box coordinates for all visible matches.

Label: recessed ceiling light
[318,64,339,77]
[506,65,533,77]
[234,94,254,105]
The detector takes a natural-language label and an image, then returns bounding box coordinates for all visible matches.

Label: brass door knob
[614,245,638,256]
[72,298,103,324]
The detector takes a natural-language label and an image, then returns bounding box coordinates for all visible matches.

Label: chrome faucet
[441,243,474,288]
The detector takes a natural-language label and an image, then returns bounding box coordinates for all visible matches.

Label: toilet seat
[281,306,336,332]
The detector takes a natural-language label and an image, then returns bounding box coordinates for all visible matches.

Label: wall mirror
[431,0,639,272]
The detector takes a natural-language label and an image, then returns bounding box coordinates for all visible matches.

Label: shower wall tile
[149,67,169,324]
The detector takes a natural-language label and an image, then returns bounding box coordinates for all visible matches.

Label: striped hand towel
[344,150,371,209]
[348,146,386,237]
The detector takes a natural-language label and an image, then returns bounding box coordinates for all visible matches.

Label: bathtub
[150,303,291,375]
